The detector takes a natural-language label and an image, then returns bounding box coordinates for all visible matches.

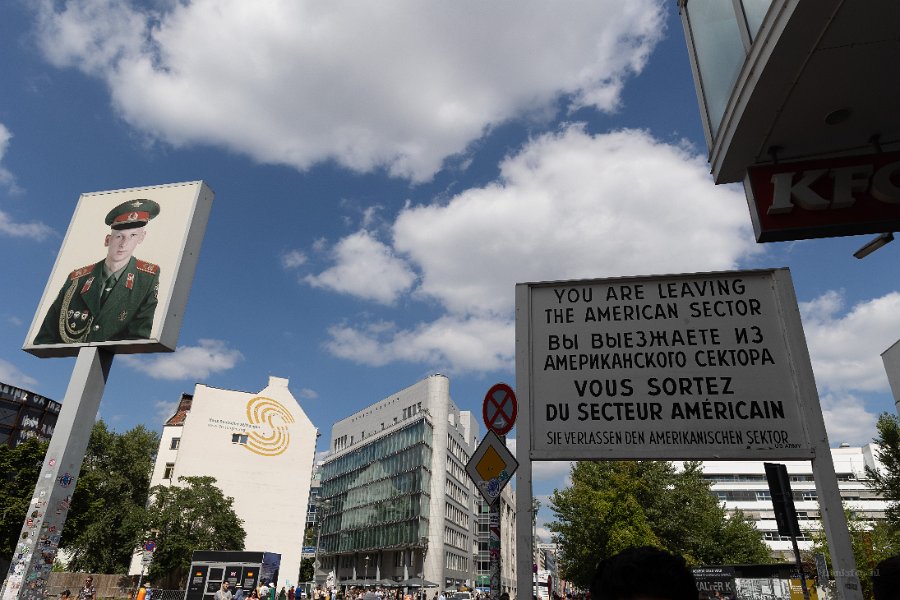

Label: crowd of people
[186,547,900,600]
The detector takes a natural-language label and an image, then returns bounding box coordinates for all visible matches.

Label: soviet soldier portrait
[33,199,162,345]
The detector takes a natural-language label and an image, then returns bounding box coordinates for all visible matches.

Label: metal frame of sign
[482,382,518,436]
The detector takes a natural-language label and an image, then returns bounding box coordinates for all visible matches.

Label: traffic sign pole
[478,383,518,600]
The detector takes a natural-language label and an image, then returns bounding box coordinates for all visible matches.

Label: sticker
[48,459,56,467]
[58,473,74,487]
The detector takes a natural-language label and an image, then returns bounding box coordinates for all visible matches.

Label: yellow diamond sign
[466,430,518,505]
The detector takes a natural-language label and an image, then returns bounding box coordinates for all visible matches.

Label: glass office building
[318,375,479,590]
[320,418,433,553]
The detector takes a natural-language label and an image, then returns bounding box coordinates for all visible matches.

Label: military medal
[118,309,128,322]
[80,277,94,294]
[126,272,135,289]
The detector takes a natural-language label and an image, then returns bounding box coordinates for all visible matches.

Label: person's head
[222,583,230,592]
[85,577,93,588]
[873,555,900,600]
[62,590,71,599]
[589,546,696,600]
[103,199,160,270]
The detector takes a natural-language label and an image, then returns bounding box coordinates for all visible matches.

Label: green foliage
[298,557,314,584]
[867,413,900,530]
[549,460,771,589]
[61,421,159,573]
[807,508,899,600]
[145,475,246,589]
[0,438,49,561]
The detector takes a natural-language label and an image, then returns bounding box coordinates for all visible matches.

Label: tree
[807,508,898,600]
[549,460,771,589]
[0,438,49,561]
[145,476,246,588]
[867,413,900,531]
[60,421,159,573]
[298,557,314,584]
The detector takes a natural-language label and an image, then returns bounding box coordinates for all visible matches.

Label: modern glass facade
[681,0,774,139]
[320,418,433,554]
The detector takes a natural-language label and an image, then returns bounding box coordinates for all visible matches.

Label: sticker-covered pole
[0,347,113,600]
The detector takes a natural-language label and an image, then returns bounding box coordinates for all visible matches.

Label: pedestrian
[61,590,71,600]
[270,584,277,600]
[259,582,270,600]
[215,582,233,600]
[873,555,900,600]
[235,587,245,600]
[289,586,296,600]
[589,546,696,600]
[136,584,148,600]
[250,590,260,600]
[279,587,287,600]
[78,576,97,600]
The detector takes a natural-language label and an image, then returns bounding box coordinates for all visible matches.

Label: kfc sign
[745,151,900,242]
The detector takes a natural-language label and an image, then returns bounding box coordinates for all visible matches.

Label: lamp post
[364,555,370,586]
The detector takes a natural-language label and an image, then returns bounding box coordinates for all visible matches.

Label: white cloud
[297,388,318,400]
[120,339,243,380]
[154,399,179,424]
[0,359,38,389]
[326,315,512,372]
[820,392,879,447]
[281,249,307,269]
[305,231,416,305]
[317,127,758,372]
[800,290,900,393]
[0,122,52,240]
[32,0,666,181]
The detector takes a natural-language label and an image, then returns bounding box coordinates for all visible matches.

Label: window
[163,463,175,479]
[756,491,771,501]
[170,437,181,450]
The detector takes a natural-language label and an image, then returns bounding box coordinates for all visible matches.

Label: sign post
[469,384,518,600]
[515,269,862,600]
[1,182,214,600]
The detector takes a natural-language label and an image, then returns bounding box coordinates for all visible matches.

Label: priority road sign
[466,430,518,505]
[482,383,517,436]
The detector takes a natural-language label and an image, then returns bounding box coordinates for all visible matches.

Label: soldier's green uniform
[33,198,161,345]
[33,256,160,344]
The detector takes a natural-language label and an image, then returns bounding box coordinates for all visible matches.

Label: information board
[517,269,817,460]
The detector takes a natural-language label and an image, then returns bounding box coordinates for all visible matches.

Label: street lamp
[419,536,429,600]
[364,555,370,586]
[854,232,894,259]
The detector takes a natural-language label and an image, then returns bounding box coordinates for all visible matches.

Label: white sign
[517,269,817,460]
[141,552,153,566]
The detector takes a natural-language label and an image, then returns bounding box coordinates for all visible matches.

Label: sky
[1,0,899,543]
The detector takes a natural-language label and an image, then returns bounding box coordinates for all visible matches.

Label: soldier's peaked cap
[105,198,161,230]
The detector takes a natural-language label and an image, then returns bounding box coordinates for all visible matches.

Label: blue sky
[1,0,898,540]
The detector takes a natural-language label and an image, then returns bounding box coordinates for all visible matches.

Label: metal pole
[489,434,504,600]
[515,283,534,600]
[0,347,114,600]
[790,535,810,600]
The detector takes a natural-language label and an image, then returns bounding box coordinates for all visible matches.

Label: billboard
[517,269,819,460]
[24,181,214,357]
[745,151,900,242]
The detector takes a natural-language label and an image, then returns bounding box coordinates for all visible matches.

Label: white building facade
[132,376,318,586]
[701,444,888,558]
[318,375,479,590]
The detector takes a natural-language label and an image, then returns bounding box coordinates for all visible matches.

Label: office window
[163,463,175,479]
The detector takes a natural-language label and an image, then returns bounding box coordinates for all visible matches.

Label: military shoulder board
[69,265,94,280]
[135,260,159,275]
